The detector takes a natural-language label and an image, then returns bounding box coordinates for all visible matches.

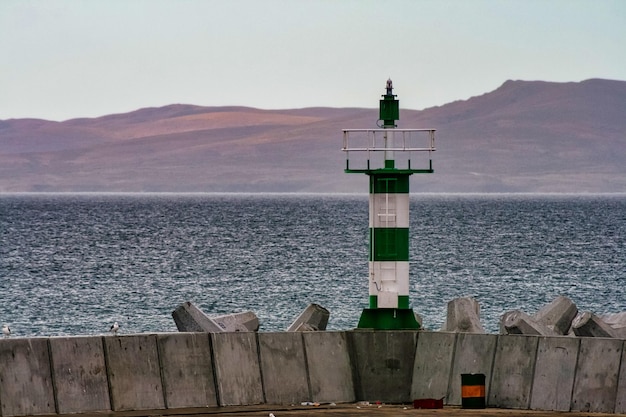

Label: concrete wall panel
[448,333,497,405]
[157,333,217,408]
[49,336,110,414]
[171,301,223,332]
[615,342,626,414]
[489,335,539,409]
[302,331,354,403]
[103,335,165,411]
[571,337,622,413]
[0,338,55,417]
[211,332,263,406]
[348,330,417,403]
[2,331,626,415]
[258,332,309,404]
[411,331,456,401]
[530,336,579,411]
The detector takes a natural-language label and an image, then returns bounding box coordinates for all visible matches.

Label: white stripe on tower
[369,191,410,308]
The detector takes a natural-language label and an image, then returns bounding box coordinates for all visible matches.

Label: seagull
[2,325,10,336]
[109,322,119,334]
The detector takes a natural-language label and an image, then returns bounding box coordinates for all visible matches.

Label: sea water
[0,193,624,336]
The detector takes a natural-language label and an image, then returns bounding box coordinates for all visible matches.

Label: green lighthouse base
[357,308,421,330]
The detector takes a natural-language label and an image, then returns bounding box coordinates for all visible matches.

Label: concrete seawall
[0,331,624,416]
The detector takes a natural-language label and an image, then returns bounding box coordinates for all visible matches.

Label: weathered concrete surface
[615,342,626,414]
[0,338,56,417]
[287,303,330,331]
[49,336,111,414]
[12,403,626,417]
[530,336,580,411]
[211,332,264,406]
[172,301,225,332]
[570,337,623,413]
[258,332,309,404]
[348,331,417,403]
[303,331,355,403]
[489,335,539,409]
[572,311,618,338]
[603,312,626,327]
[602,312,626,339]
[213,312,259,332]
[448,333,497,406]
[157,333,218,408]
[103,334,165,411]
[411,331,456,402]
[443,297,485,333]
[533,296,578,335]
[2,331,626,416]
[501,310,556,336]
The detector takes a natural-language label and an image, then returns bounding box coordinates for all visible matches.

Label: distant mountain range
[1,78,625,193]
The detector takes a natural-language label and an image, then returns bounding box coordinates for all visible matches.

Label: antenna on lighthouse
[341,79,437,330]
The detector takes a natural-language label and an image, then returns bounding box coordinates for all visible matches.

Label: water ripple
[1,193,624,336]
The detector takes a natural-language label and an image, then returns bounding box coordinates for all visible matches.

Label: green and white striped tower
[342,79,436,329]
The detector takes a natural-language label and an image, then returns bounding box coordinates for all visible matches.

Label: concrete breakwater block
[500,296,578,336]
[501,310,556,336]
[499,296,626,339]
[443,297,485,333]
[172,301,257,332]
[213,312,259,332]
[533,295,578,335]
[287,303,329,331]
[603,312,626,327]
[601,312,626,339]
[572,311,619,338]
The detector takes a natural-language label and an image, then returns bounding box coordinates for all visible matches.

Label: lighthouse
[342,79,436,329]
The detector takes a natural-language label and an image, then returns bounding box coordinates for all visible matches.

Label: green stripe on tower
[369,228,409,261]
[370,174,410,194]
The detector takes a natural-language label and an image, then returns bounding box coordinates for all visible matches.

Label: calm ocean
[1,193,624,337]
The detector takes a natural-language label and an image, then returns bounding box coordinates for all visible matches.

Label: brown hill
[1,79,625,193]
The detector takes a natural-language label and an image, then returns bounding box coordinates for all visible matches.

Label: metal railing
[342,129,436,173]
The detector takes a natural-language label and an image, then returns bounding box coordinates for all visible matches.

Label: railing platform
[342,128,436,174]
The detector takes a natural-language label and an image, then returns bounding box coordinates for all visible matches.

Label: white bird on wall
[109,321,119,334]
[2,324,10,336]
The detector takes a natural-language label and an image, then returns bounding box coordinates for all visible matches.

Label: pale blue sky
[1,0,625,121]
